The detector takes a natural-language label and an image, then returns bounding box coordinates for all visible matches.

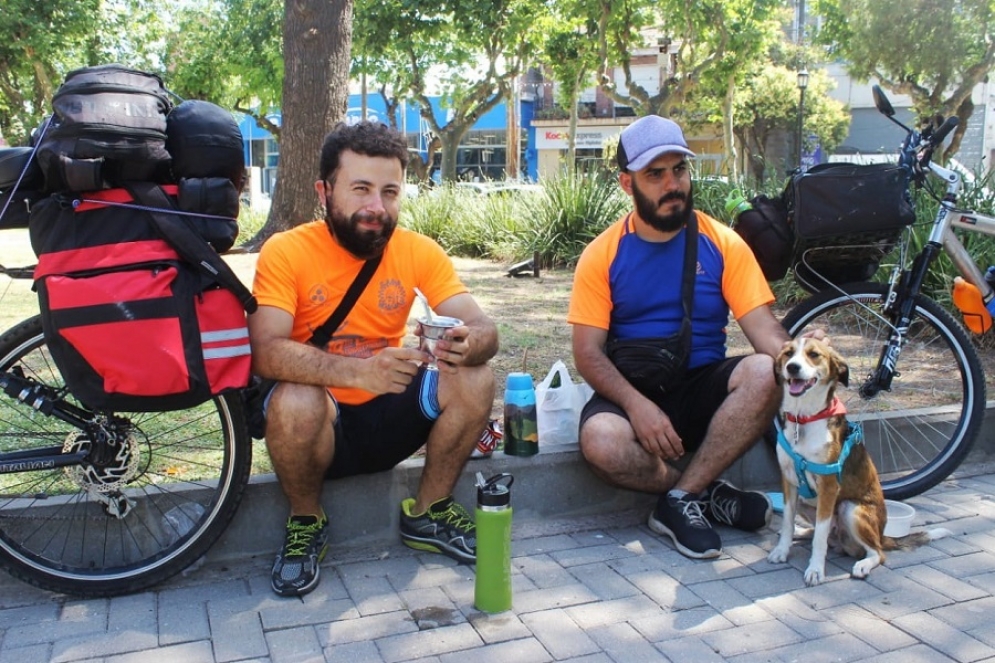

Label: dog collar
[776,423,864,499]
[783,396,847,425]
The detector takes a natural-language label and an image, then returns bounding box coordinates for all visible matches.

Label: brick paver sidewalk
[2,464,995,662]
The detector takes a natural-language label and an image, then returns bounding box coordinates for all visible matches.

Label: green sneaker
[270,513,329,597]
[399,496,476,564]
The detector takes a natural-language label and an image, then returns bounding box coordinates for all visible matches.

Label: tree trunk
[242,0,353,251]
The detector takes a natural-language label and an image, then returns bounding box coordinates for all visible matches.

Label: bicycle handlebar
[932,116,959,147]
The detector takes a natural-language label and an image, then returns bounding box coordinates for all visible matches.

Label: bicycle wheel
[0,315,251,597]
[781,283,985,500]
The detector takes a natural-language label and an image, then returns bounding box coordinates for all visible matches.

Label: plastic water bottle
[952,277,992,334]
[985,267,995,320]
[502,372,538,456]
[474,472,514,613]
[724,190,753,219]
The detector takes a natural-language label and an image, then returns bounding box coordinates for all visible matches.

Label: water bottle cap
[724,189,750,215]
[477,473,514,507]
[506,372,533,391]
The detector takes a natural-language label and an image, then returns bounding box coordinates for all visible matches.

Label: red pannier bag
[30,187,251,412]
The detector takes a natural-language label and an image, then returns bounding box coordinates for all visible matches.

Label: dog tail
[883,527,953,551]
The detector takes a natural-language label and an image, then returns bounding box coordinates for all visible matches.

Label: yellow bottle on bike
[952,277,992,334]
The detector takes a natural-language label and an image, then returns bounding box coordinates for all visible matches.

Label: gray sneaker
[271,514,329,596]
[399,496,476,563]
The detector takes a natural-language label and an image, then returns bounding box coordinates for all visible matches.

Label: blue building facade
[239,93,538,195]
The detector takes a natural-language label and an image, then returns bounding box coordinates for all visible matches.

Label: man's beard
[324,200,396,259]
[632,181,694,233]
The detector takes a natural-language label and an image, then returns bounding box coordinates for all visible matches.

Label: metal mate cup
[418,316,462,369]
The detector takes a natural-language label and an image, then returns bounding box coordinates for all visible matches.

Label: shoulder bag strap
[306,254,383,348]
[679,212,698,324]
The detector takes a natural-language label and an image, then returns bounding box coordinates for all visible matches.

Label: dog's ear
[828,347,849,387]
[773,340,792,385]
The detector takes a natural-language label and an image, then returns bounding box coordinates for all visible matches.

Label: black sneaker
[706,480,773,531]
[648,493,721,559]
[400,496,476,564]
[271,513,329,597]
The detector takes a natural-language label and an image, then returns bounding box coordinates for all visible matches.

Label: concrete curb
[207,404,995,563]
[205,439,783,564]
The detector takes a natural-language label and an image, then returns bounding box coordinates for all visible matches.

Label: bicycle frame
[927,160,995,303]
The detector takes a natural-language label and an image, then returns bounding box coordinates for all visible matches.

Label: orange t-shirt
[253,220,468,404]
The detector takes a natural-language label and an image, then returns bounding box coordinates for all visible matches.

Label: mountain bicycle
[781,85,988,500]
[0,266,252,597]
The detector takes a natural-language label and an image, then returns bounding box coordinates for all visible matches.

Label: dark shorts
[579,356,745,453]
[263,366,440,479]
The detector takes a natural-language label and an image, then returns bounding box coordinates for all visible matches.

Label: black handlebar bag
[786,162,915,291]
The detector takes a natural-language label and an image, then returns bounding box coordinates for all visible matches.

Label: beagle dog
[767,337,949,586]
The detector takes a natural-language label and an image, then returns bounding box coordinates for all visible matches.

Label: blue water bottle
[502,372,538,456]
[985,267,995,320]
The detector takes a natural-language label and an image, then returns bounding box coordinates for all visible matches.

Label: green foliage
[813,0,995,160]
[0,0,166,145]
[733,65,850,184]
[400,173,629,267]
[164,0,284,121]
[524,172,630,267]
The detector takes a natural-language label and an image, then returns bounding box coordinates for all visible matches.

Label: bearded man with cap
[567,115,790,560]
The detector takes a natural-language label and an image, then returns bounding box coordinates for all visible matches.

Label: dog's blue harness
[777,406,864,500]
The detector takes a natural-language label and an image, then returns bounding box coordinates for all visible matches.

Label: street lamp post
[796,68,809,170]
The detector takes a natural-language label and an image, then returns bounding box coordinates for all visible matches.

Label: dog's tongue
[788,378,816,396]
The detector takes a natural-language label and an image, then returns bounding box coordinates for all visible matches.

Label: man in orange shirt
[249,122,498,596]
[568,115,789,559]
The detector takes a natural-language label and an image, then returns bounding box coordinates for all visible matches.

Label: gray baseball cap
[616,115,696,172]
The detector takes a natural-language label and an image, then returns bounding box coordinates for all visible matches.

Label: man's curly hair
[319,121,409,184]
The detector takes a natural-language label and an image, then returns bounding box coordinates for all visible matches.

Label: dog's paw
[804,565,825,586]
[851,559,874,579]
[767,546,790,564]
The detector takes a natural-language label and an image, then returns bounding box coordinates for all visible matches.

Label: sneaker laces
[708,492,740,526]
[283,519,323,557]
[433,501,475,533]
[676,498,710,530]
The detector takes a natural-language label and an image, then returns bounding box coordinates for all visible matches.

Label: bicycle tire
[0,315,252,597]
[781,283,985,500]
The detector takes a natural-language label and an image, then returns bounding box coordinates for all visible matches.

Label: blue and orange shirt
[567,210,773,369]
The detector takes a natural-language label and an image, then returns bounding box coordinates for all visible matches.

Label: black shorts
[579,357,745,453]
[263,366,440,479]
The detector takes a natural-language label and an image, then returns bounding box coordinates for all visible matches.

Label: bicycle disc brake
[62,423,141,518]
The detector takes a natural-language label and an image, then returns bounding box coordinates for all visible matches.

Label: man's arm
[737,305,791,358]
[430,293,499,369]
[247,305,424,395]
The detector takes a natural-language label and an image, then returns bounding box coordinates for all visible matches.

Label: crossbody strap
[679,213,698,325]
[306,255,382,348]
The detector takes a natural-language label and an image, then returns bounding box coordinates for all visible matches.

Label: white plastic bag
[535,360,594,446]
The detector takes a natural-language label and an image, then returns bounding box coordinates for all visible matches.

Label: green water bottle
[474,472,514,613]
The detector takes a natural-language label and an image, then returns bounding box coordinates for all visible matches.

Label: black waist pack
[605,322,691,396]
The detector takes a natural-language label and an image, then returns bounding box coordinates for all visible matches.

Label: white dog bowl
[884,499,915,537]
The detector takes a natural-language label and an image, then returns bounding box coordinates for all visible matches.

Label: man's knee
[441,363,495,412]
[579,413,630,471]
[731,354,778,396]
[267,382,335,437]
